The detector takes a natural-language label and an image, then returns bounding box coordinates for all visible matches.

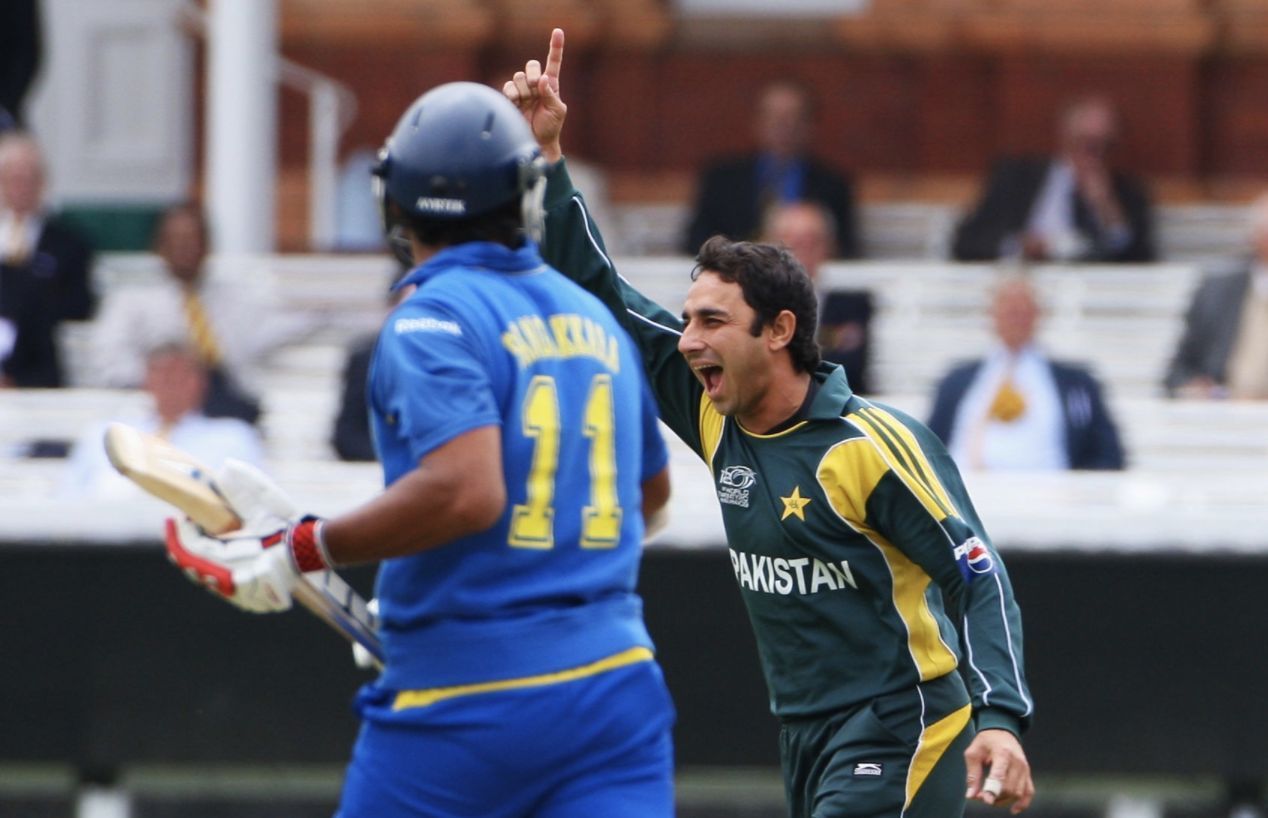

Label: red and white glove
[165,514,332,613]
[162,460,336,613]
[163,517,332,613]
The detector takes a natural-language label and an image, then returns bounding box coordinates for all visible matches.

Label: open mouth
[695,365,723,397]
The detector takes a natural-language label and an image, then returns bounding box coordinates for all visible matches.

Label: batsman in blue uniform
[166,82,676,817]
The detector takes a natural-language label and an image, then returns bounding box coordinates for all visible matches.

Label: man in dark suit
[0,132,95,387]
[0,0,41,127]
[927,277,1125,471]
[952,96,1155,264]
[1165,193,1268,400]
[683,80,860,259]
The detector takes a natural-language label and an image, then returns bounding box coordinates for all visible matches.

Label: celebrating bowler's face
[679,271,774,420]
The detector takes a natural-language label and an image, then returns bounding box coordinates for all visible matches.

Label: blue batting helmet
[372,82,546,261]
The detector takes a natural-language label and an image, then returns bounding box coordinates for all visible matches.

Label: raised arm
[504,29,709,456]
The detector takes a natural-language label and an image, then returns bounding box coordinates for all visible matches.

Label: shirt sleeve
[845,404,1034,734]
[370,300,501,463]
[541,159,708,458]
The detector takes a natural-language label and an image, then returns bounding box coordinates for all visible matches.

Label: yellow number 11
[509,374,623,550]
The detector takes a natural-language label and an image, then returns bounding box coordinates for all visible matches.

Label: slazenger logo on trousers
[729,549,857,594]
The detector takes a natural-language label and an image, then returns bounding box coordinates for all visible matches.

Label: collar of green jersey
[765,362,854,433]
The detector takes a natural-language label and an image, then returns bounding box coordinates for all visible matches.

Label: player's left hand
[164,515,330,614]
[965,728,1035,813]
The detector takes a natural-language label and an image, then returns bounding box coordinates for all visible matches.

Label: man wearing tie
[927,277,1126,471]
[90,203,308,423]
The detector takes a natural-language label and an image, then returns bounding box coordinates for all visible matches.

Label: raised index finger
[544,28,565,86]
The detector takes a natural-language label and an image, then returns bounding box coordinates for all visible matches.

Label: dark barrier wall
[2,543,1266,777]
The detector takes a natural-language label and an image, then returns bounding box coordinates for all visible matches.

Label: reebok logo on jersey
[395,317,462,336]
[953,536,995,576]
[853,762,883,776]
[718,465,756,507]
[415,196,467,215]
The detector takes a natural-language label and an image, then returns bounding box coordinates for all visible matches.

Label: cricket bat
[103,422,385,669]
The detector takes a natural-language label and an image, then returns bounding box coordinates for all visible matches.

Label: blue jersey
[367,240,669,691]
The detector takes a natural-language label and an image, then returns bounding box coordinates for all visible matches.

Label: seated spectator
[0,132,96,387]
[952,96,1155,264]
[683,79,860,259]
[927,276,1125,471]
[331,266,413,461]
[90,203,307,424]
[1165,192,1268,400]
[762,201,873,393]
[61,342,264,499]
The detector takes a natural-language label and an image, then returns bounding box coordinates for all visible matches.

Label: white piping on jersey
[993,572,1034,717]
[572,195,615,271]
[962,615,994,706]
[901,685,931,818]
[570,196,684,339]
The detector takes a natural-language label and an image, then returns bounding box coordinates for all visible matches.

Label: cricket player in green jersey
[505,30,1035,816]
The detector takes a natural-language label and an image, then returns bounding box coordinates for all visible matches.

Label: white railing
[179,2,359,250]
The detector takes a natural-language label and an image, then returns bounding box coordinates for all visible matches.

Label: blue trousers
[336,655,676,818]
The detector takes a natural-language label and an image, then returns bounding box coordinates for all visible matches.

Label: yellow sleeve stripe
[851,408,956,521]
[817,437,958,681]
[392,646,654,711]
[870,535,961,682]
[698,392,726,469]
[816,437,889,526]
[906,703,973,808]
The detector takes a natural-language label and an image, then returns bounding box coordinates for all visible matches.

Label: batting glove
[215,458,300,531]
[164,514,332,614]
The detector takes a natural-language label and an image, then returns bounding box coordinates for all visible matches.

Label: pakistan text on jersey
[729,549,858,595]
[502,313,621,372]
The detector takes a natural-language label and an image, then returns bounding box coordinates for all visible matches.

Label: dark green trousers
[780,675,973,818]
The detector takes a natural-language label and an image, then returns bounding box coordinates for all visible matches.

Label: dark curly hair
[692,235,821,373]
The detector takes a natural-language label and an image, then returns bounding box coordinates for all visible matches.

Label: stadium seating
[7,246,1268,555]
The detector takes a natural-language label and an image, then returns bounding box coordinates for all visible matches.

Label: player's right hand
[503,27,567,162]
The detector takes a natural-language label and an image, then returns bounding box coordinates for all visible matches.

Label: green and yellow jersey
[541,161,1032,736]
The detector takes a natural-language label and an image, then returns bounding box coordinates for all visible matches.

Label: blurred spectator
[683,79,860,258]
[1165,193,1268,400]
[927,276,1125,471]
[91,202,308,424]
[761,201,873,392]
[0,131,96,387]
[331,266,413,462]
[0,0,41,128]
[952,96,1155,264]
[60,342,264,499]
